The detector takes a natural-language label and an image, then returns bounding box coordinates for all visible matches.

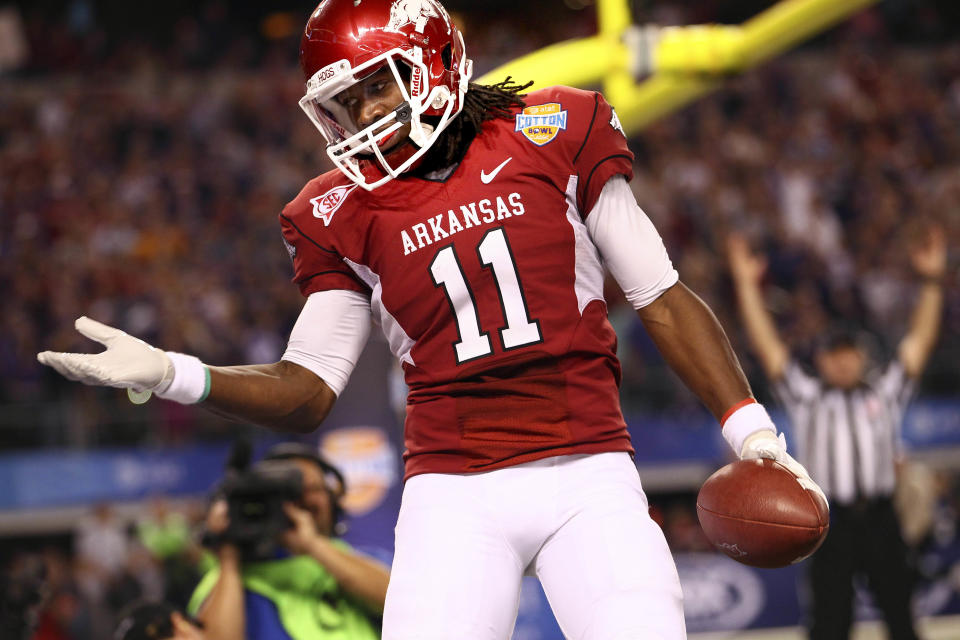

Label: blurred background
[1,0,958,638]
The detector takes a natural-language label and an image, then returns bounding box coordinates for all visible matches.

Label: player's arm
[725,233,789,381]
[585,176,749,419]
[37,290,371,433]
[637,283,752,421]
[898,225,946,378]
[200,362,335,434]
[203,288,372,431]
[587,176,824,500]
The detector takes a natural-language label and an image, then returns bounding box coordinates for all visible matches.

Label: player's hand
[740,430,828,506]
[281,502,320,555]
[37,316,174,393]
[726,233,767,285]
[910,225,947,280]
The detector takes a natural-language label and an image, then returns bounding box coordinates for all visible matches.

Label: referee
[726,227,946,640]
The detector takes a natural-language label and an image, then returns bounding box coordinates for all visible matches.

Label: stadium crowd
[1,1,959,636]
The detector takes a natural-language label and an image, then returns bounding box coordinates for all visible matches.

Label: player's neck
[408,120,478,180]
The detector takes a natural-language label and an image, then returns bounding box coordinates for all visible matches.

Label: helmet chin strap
[375,132,436,178]
[392,101,434,148]
[409,123,435,148]
[368,101,437,168]
[356,136,419,178]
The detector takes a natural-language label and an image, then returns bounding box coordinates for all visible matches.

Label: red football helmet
[299,0,473,190]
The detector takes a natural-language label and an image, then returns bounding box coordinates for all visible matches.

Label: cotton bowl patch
[515,103,568,146]
[320,427,398,516]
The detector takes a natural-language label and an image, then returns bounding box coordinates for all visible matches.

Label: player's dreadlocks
[460,77,534,134]
[415,77,534,176]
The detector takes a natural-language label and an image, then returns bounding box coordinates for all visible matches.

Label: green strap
[198,366,211,403]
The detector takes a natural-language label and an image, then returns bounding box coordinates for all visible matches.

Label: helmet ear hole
[441,44,452,71]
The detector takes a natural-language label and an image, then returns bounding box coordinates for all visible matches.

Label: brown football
[696,458,829,568]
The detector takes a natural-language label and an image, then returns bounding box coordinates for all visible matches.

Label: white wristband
[721,402,776,456]
[155,352,210,405]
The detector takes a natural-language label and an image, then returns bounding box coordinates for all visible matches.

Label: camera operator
[188,443,388,640]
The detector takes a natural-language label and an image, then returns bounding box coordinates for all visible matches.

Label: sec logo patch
[515,102,568,146]
[310,184,357,226]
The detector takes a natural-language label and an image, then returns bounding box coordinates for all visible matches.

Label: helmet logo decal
[387,0,441,34]
[515,103,569,146]
[310,184,359,226]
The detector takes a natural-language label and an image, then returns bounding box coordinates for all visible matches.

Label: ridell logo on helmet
[311,184,358,226]
[411,66,423,98]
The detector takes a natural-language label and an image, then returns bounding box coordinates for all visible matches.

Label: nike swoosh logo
[480,157,512,184]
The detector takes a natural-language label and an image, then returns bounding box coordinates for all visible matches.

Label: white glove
[37,316,174,393]
[740,430,828,506]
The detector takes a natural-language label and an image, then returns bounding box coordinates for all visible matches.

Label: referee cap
[814,324,878,359]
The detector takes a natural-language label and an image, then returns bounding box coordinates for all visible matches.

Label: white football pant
[382,452,686,639]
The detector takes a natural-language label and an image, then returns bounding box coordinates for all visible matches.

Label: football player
[39,1,824,638]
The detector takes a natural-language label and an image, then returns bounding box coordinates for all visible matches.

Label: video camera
[210,439,346,561]
[220,457,304,560]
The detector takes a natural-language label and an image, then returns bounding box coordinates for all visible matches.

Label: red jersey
[280,86,635,478]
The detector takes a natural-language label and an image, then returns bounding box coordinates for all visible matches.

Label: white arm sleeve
[281,290,372,397]
[585,175,679,309]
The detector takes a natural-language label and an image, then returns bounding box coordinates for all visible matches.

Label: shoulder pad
[282,169,361,228]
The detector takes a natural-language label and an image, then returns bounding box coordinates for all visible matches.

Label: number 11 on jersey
[430,227,543,364]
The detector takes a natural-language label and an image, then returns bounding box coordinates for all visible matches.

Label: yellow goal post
[476,0,878,133]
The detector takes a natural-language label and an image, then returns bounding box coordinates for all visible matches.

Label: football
[696,458,829,568]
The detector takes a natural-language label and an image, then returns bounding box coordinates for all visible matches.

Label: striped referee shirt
[772,360,915,506]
